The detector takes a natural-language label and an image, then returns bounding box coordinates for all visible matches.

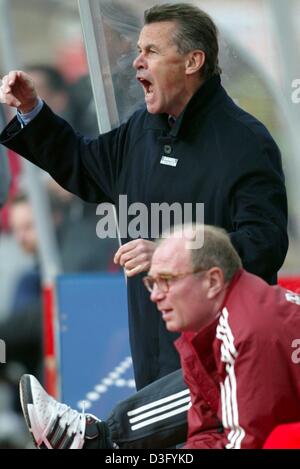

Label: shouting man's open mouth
[137,77,154,99]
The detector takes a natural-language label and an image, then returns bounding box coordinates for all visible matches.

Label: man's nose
[150,283,165,303]
[133,52,147,70]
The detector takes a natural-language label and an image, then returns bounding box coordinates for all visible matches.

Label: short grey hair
[190,225,241,282]
[144,3,222,80]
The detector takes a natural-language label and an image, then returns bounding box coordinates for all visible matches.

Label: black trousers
[106,369,189,449]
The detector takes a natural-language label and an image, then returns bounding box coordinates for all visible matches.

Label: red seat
[263,422,300,449]
[278,276,300,294]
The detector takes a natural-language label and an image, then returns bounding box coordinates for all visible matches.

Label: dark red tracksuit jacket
[176,269,300,449]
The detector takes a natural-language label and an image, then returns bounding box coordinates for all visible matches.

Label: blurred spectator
[0,194,42,448]
[25,64,74,124]
[55,38,89,85]
[0,194,42,377]
[26,64,99,137]
[0,148,22,233]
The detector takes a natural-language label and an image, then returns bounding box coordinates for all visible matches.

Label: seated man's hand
[0,71,38,113]
[114,239,156,278]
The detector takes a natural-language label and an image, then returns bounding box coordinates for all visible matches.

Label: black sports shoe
[19,374,112,449]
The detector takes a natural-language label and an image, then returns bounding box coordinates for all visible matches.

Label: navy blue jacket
[0,76,288,389]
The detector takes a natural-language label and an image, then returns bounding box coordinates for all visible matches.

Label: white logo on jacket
[285,291,300,306]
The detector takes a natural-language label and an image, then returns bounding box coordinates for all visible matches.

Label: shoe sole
[19,375,35,439]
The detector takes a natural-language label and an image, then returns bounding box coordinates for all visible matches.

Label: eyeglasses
[143,267,205,293]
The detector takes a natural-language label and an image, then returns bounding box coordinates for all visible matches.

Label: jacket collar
[143,74,223,136]
[219,268,243,311]
[175,317,221,415]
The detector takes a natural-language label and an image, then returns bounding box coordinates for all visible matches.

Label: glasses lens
[143,276,154,292]
[143,276,169,293]
[157,277,169,292]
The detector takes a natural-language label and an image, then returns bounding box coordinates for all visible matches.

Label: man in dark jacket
[0,4,288,389]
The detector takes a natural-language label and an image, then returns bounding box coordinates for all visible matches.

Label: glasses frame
[143,267,206,293]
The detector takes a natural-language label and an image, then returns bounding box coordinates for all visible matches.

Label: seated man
[19,225,300,449]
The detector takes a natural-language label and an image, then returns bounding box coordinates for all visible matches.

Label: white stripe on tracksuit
[127,388,191,432]
[216,307,246,449]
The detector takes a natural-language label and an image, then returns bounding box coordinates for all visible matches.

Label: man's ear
[185,50,205,76]
[206,267,225,300]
